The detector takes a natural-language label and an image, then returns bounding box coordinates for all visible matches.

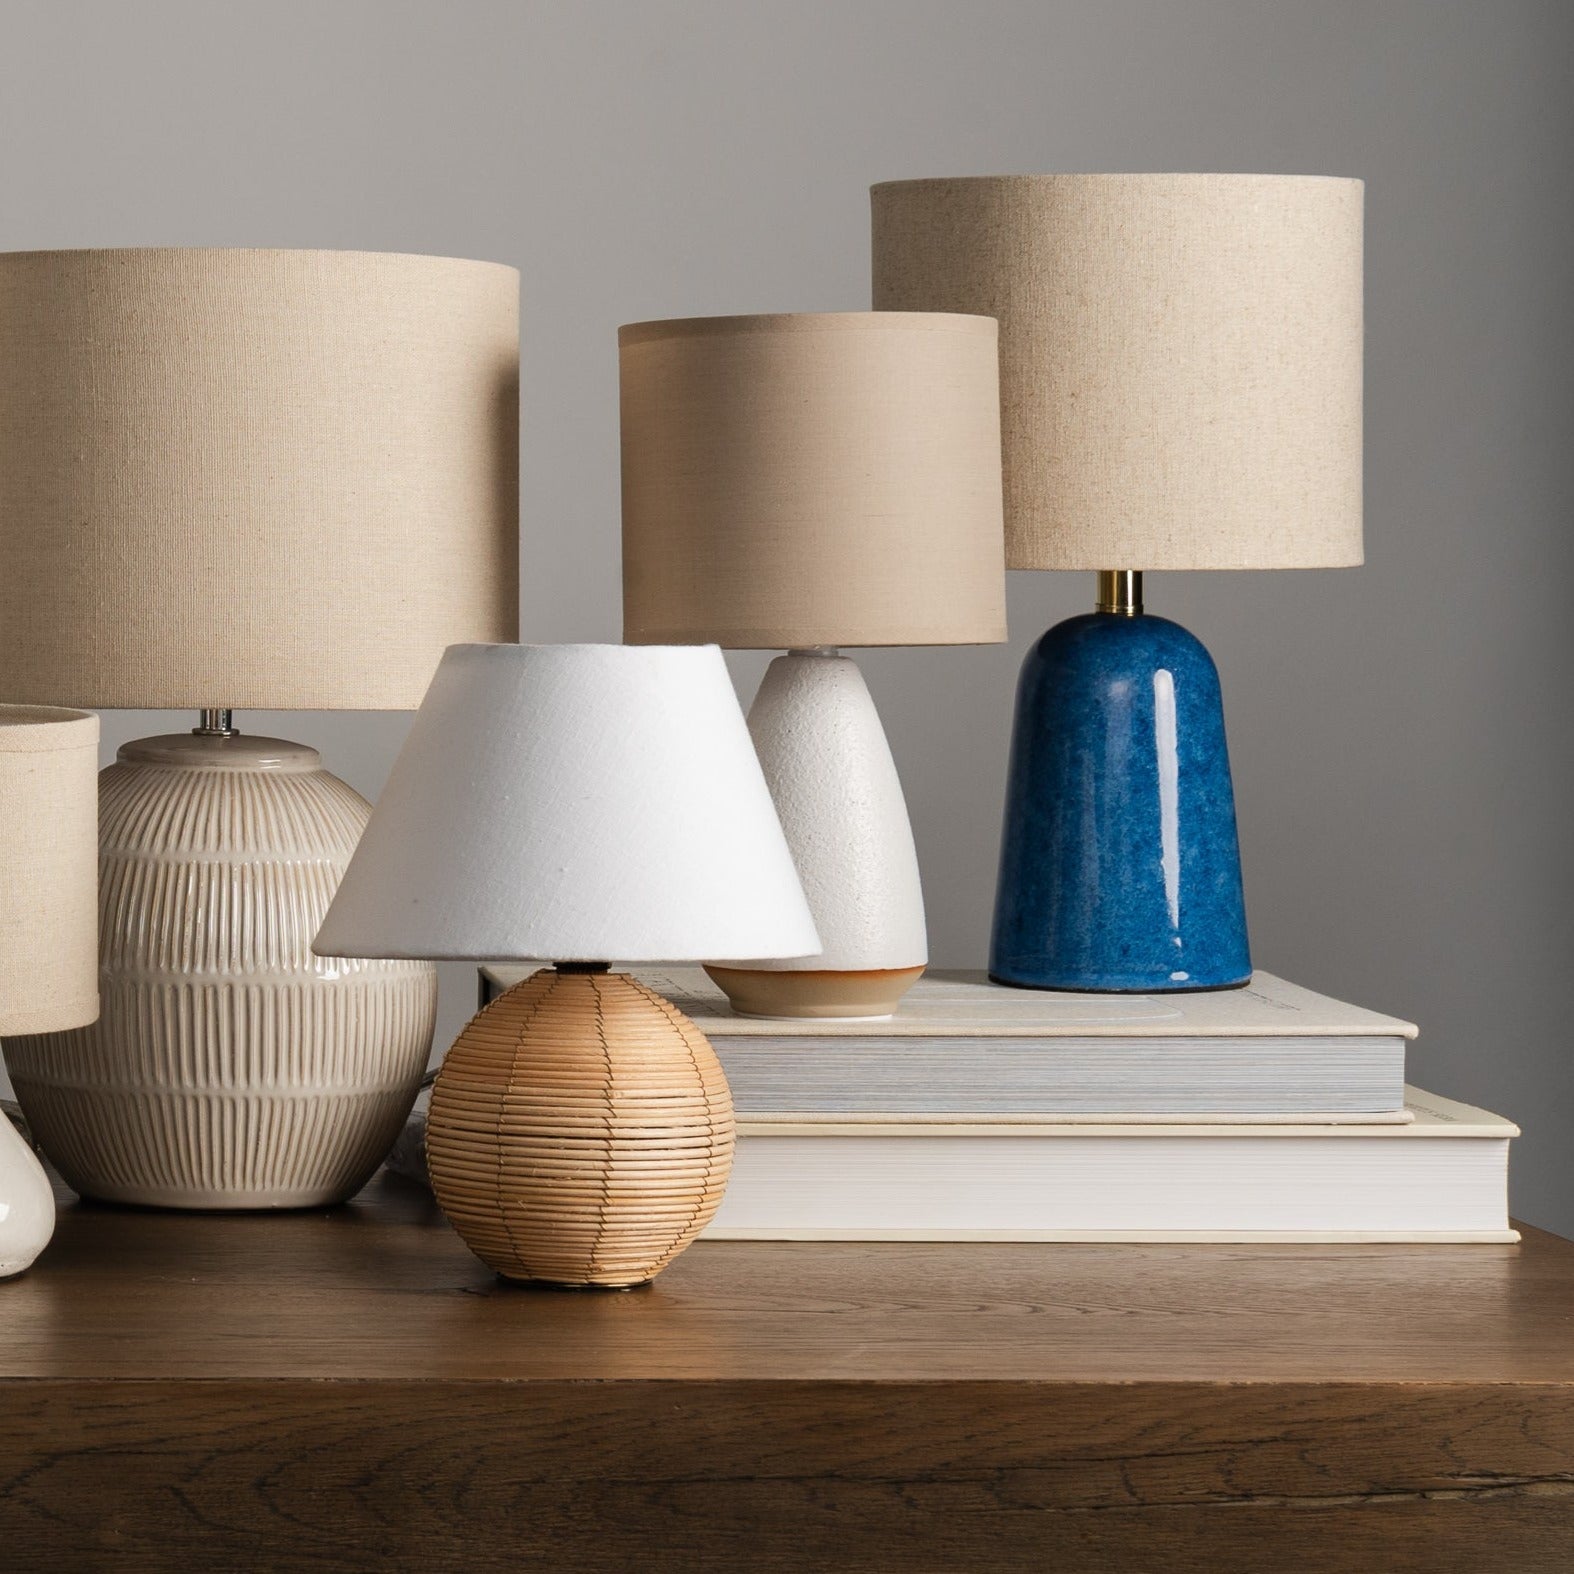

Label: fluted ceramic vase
[4,734,437,1208]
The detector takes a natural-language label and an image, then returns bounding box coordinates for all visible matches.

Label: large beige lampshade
[872,175,1363,571]
[0,248,520,708]
[620,312,1006,648]
[0,706,98,1035]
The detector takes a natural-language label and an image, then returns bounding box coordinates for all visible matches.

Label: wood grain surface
[0,1174,1570,1571]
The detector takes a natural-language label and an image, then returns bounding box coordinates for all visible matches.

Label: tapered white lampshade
[0,705,99,1276]
[313,643,820,964]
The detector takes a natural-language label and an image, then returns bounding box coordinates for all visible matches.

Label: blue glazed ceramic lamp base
[989,576,1251,993]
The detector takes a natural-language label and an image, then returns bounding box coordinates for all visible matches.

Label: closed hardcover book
[707,1089,1516,1243]
[387,1087,1514,1244]
[481,966,1416,1119]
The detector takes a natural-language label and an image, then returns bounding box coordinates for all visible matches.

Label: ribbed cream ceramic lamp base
[3,733,437,1209]
[427,968,735,1289]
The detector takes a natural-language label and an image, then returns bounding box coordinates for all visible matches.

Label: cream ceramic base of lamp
[705,650,926,1021]
[4,722,437,1209]
[427,965,734,1289]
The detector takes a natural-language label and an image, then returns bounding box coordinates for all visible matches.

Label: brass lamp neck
[1096,571,1143,617]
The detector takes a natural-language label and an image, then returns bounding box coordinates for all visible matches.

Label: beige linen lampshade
[0,706,98,1036]
[620,312,1006,648]
[0,248,520,708]
[0,704,98,1278]
[871,175,1364,570]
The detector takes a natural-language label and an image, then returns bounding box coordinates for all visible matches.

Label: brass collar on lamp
[1095,571,1143,617]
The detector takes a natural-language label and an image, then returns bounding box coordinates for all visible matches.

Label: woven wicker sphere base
[427,968,735,1289]
[3,733,437,1210]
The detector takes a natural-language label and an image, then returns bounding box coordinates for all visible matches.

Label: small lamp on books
[313,643,819,1289]
[873,175,1364,993]
[620,312,1007,1020]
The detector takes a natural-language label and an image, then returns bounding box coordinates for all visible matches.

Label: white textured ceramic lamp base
[709,651,927,1020]
[3,734,437,1210]
[0,1113,54,1278]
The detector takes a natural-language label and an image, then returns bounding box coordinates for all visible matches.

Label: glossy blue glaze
[989,612,1251,992]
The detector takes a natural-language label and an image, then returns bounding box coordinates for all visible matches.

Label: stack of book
[469,967,1517,1244]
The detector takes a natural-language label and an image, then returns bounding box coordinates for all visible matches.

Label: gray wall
[2,0,1570,1228]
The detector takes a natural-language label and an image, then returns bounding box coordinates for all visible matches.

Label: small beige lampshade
[872,175,1363,571]
[620,312,1006,648]
[0,706,99,1035]
[0,249,520,709]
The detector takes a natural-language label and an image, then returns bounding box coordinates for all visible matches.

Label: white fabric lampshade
[313,643,820,964]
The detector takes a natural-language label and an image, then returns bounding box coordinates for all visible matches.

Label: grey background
[2,1,1570,1227]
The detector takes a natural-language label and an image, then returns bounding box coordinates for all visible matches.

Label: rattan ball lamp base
[426,967,735,1289]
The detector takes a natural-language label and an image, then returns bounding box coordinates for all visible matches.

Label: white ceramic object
[4,733,438,1209]
[706,651,926,1019]
[0,1115,54,1278]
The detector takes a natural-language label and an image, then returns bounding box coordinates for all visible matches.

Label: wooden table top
[2,1173,1571,1385]
[3,1176,1571,1572]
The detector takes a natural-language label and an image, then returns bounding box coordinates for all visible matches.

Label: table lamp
[0,706,98,1275]
[0,248,519,1206]
[313,643,818,1288]
[620,313,1005,1019]
[873,175,1363,992]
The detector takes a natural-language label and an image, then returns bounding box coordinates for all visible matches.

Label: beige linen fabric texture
[0,706,98,1034]
[871,175,1363,571]
[620,313,1006,648]
[0,249,520,709]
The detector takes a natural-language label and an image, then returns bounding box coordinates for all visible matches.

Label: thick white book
[701,1088,1517,1243]
[481,966,1416,1120]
